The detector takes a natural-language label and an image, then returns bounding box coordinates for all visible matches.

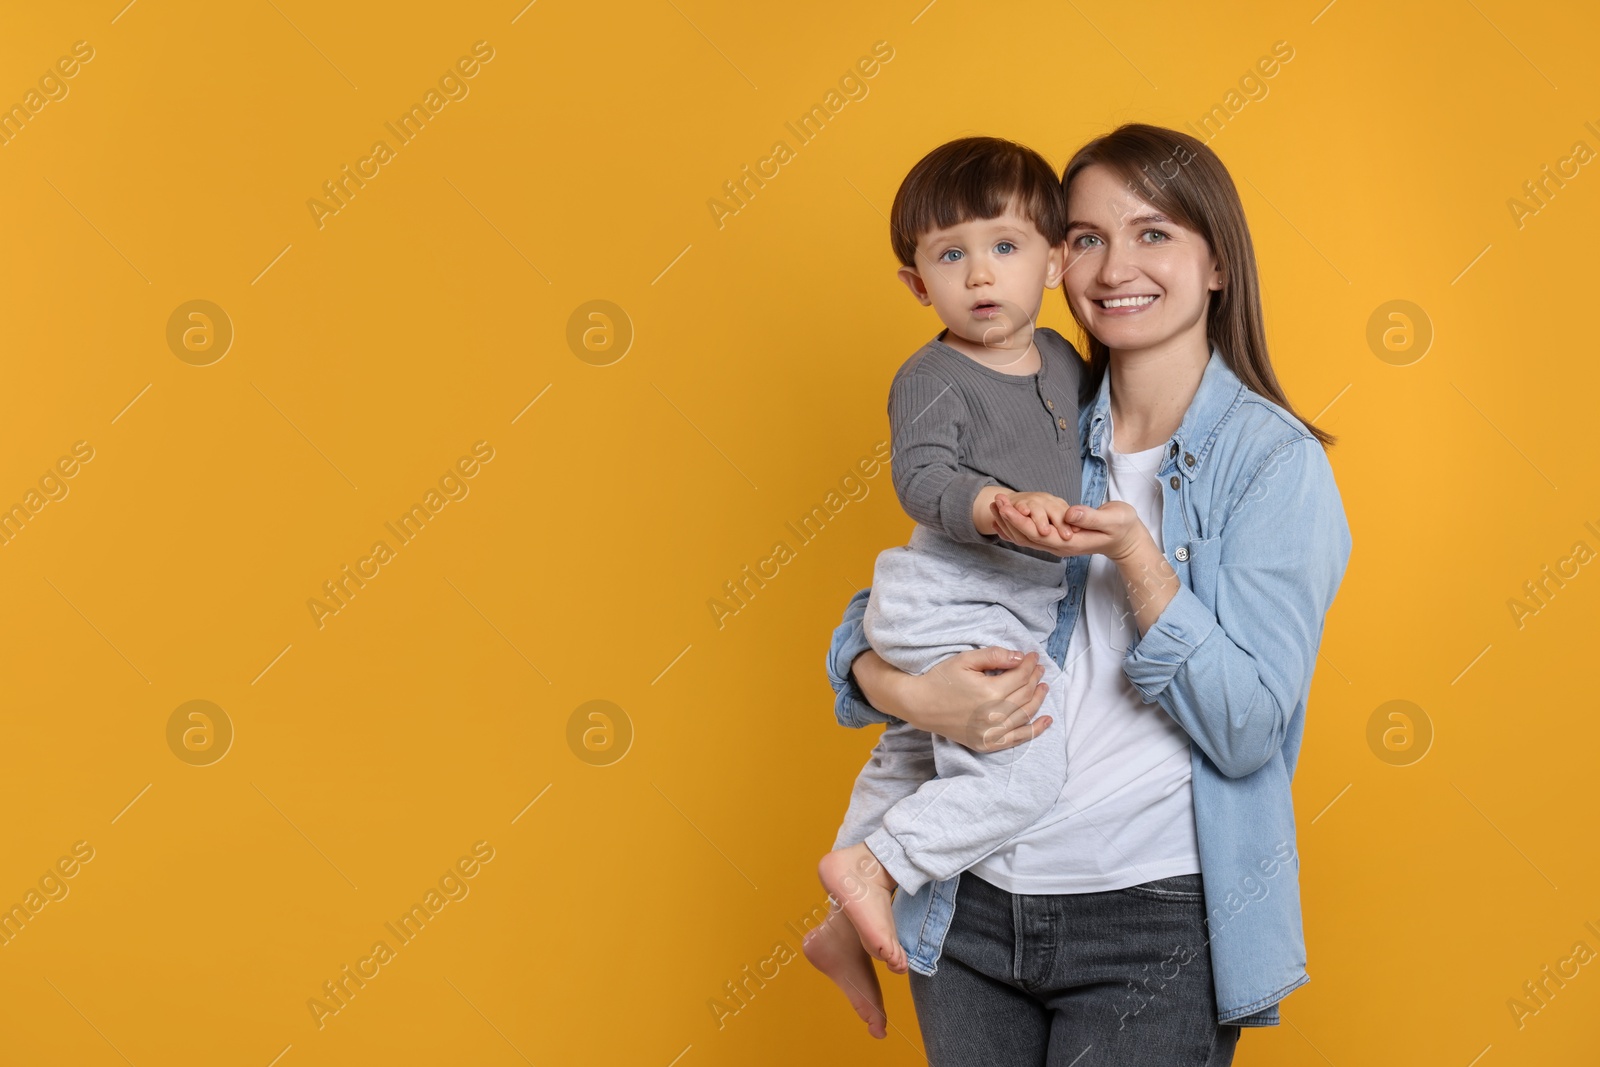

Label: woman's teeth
[1099,295,1157,308]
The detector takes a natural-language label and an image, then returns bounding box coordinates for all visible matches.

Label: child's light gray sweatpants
[832,522,1070,896]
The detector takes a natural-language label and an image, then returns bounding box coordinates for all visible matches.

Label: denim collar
[1085,344,1247,481]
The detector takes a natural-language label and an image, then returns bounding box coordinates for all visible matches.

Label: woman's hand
[995,496,1180,636]
[851,646,1052,752]
[992,495,1144,560]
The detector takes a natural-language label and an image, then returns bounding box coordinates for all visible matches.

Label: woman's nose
[1097,240,1137,285]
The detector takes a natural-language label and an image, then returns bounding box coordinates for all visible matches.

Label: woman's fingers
[984,701,1051,749]
[991,715,1051,751]
[976,659,1049,750]
[1000,662,1046,720]
[942,648,1051,751]
[1065,501,1136,534]
[966,645,1032,672]
[1064,504,1111,531]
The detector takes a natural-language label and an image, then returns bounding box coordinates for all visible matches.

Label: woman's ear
[897,265,933,305]
[1208,255,1225,292]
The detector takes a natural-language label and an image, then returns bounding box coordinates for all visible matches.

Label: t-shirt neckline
[1104,411,1167,471]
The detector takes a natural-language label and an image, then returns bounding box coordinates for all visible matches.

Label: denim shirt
[824,347,1352,1027]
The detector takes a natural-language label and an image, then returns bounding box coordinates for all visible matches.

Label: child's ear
[1044,242,1069,290]
[897,265,933,305]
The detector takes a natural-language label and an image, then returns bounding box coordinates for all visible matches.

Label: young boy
[803,137,1084,1038]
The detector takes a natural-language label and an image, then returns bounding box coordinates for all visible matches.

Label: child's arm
[986,490,1078,539]
[888,366,1008,544]
[969,485,1008,536]
[889,366,1080,543]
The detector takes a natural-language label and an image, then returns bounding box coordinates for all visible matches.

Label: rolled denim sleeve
[825,586,899,729]
[1123,438,1352,778]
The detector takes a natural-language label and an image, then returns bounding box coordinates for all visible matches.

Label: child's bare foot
[801,906,888,1039]
[818,843,906,974]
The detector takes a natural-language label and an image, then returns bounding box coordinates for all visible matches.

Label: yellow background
[1,0,1596,1063]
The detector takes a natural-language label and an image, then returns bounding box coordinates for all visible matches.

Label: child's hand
[993,497,1147,562]
[993,491,1077,539]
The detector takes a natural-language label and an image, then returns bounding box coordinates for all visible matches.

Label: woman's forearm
[833,584,1049,748]
[855,648,974,736]
[1113,528,1180,637]
[853,645,1051,752]
[851,648,914,722]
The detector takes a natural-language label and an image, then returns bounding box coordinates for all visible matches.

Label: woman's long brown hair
[1062,124,1335,448]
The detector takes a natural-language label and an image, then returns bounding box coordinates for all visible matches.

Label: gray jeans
[832,524,1069,895]
[910,871,1241,1066]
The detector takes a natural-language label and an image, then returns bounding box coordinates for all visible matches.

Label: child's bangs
[915,162,1058,242]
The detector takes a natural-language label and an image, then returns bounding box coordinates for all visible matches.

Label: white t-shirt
[970,416,1201,894]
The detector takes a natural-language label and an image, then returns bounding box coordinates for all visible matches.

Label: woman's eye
[1073,234,1102,249]
[1141,230,1171,243]
[995,241,1016,254]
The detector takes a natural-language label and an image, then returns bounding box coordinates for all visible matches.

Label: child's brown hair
[889,137,1067,268]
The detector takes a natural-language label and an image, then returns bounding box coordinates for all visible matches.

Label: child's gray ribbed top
[888,326,1083,563]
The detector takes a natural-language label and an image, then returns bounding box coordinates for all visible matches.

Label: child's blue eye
[938,249,964,263]
[994,241,1016,254]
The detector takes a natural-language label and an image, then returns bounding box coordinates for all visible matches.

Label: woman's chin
[1095,321,1196,356]
[1094,325,1155,351]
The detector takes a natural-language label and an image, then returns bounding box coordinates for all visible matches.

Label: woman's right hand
[850,646,1052,751]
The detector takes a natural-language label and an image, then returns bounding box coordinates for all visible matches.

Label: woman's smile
[1064,162,1223,357]
[1092,293,1160,313]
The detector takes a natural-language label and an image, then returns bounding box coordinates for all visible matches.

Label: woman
[823,124,1352,1065]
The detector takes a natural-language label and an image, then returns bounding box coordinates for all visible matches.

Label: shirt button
[1175,546,1189,562]
[1057,417,1068,429]
[1046,400,1054,410]
[1169,476,1180,489]
[1169,443,1179,457]
[1184,453,1195,467]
